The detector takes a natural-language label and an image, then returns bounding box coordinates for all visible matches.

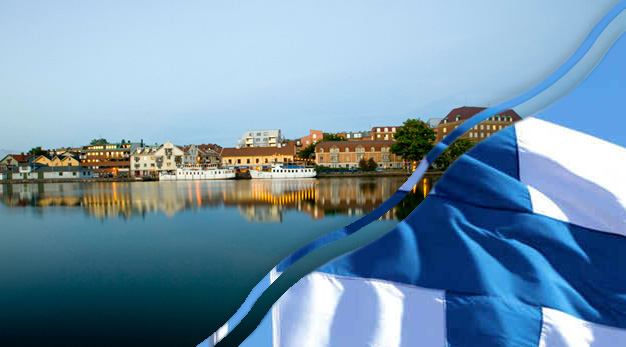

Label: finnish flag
[271,118,626,347]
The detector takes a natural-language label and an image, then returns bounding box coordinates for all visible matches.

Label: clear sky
[0,0,622,153]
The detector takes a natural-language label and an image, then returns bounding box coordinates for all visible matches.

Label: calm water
[0,177,434,346]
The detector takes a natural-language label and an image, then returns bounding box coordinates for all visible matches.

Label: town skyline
[2,1,623,153]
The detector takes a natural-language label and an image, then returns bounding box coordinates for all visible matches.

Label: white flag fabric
[270,118,626,347]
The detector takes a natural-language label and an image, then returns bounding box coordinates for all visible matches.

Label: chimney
[141,139,144,147]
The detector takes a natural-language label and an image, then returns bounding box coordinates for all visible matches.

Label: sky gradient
[0,0,622,153]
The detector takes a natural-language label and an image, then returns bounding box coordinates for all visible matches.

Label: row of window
[442,124,506,134]
[322,147,390,153]
[226,158,292,164]
[376,127,396,133]
[443,115,513,124]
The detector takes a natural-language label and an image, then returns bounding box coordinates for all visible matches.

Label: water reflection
[0,177,440,222]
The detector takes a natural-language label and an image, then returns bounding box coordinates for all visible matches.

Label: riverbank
[0,177,137,184]
[316,170,444,178]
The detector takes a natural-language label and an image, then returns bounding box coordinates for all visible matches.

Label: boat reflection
[0,177,440,222]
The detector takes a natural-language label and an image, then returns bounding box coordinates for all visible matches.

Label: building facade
[0,163,93,181]
[1,154,31,170]
[315,140,403,169]
[221,146,297,169]
[182,144,220,166]
[299,130,324,147]
[236,129,284,148]
[130,146,160,177]
[337,131,373,141]
[435,106,522,143]
[371,126,400,140]
[80,142,140,177]
[34,154,80,167]
[153,141,185,174]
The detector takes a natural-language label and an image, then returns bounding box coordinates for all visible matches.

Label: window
[257,132,261,136]
[265,158,268,163]
[443,128,447,133]
[480,125,484,130]
[377,128,381,132]
[456,116,460,121]
[256,159,259,163]
[486,125,490,130]
[319,157,324,162]
[480,133,484,138]
[346,134,351,139]
[377,134,381,138]
[469,133,473,138]
[312,134,316,139]
[264,132,268,135]
[247,159,250,164]
[319,148,324,153]
[345,147,350,152]
[384,127,388,132]
[392,127,396,132]
[249,133,253,136]
[237,159,241,164]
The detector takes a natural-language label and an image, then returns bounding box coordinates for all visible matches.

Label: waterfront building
[153,141,185,174]
[182,144,220,166]
[236,129,284,148]
[221,145,297,169]
[1,154,32,170]
[371,126,400,140]
[80,141,141,177]
[435,106,522,143]
[337,131,373,141]
[0,163,93,181]
[315,140,403,169]
[130,145,160,177]
[33,154,80,167]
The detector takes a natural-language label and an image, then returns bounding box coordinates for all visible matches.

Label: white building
[130,145,160,177]
[0,163,93,180]
[236,129,284,149]
[153,141,185,174]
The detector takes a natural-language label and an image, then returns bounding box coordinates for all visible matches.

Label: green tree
[367,157,378,170]
[28,146,47,156]
[90,138,108,145]
[432,138,476,171]
[322,133,347,141]
[298,142,317,159]
[389,119,436,163]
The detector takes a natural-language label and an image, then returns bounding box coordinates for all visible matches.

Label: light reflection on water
[0,177,438,346]
[0,177,439,222]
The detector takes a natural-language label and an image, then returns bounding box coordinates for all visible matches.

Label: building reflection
[0,177,439,222]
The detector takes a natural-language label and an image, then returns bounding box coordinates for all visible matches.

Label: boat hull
[159,169,236,181]
[250,170,316,179]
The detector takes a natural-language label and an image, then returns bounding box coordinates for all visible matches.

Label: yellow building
[220,146,297,169]
[33,155,81,167]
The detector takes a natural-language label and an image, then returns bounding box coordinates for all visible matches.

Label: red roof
[439,106,521,125]
[5,154,30,162]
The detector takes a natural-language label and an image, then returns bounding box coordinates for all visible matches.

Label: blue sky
[0,0,622,152]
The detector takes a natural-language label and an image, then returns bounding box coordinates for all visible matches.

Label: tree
[358,158,369,170]
[298,142,317,159]
[28,146,47,156]
[367,157,378,170]
[432,138,476,171]
[90,138,108,145]
[390,119,436,163]
[322,133,347,142]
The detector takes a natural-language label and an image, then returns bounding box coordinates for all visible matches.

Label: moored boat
[250,164,316,179]
[159,165,236,181]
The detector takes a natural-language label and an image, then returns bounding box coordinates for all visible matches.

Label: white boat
[159,165,236,181]
[250,164,317,179]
